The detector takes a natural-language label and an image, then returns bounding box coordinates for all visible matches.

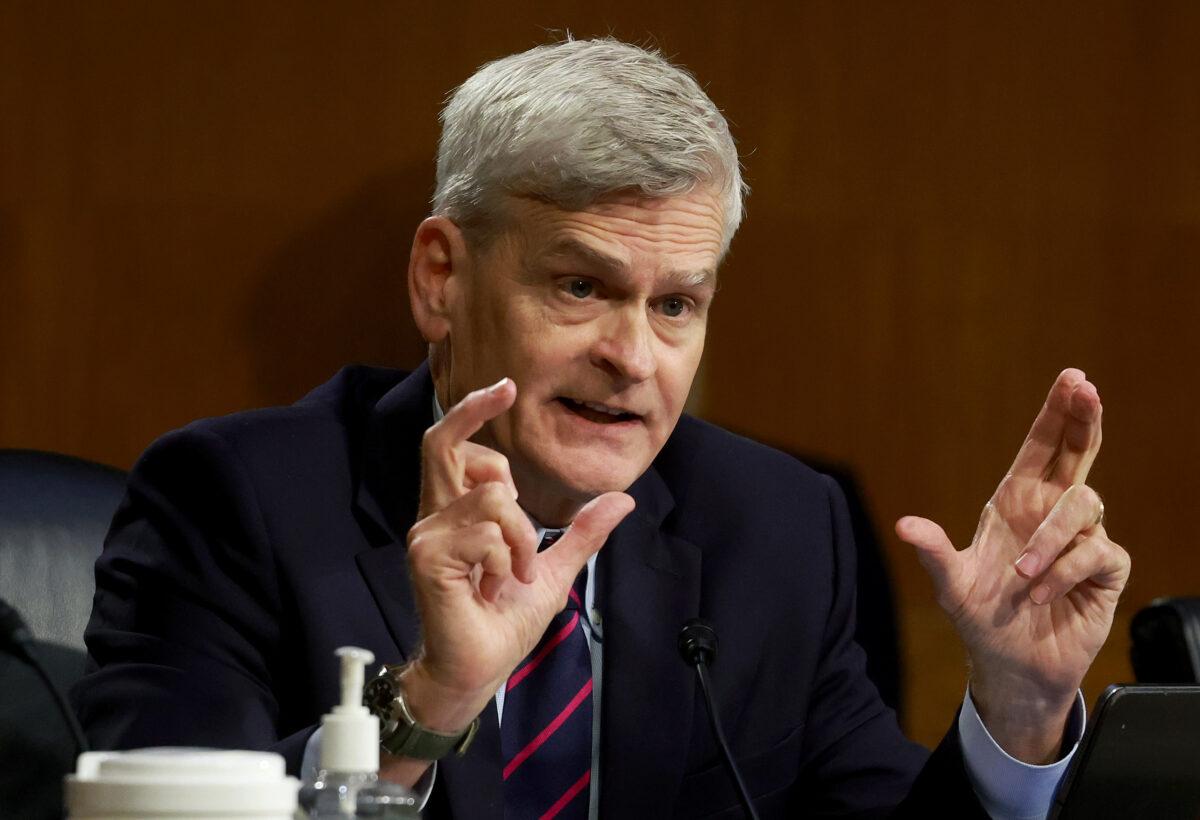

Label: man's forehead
[505,192,724,286]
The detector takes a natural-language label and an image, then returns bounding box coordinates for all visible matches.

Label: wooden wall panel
[702,2,1200,741]
[2,1,1197,746]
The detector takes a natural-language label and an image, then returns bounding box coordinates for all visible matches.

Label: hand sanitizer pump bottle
[298,646,419,818]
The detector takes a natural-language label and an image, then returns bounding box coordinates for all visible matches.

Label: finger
[448,481,539,583]
[1014,484,1103,579]
[460,442,518,498]
[408,519,513,599]
[434,377,517,447]
[1027,528,1130,604]
[1051,379,1102,487]
[542,492,636,585]
[895,515,963,612]
[415,481,539,582]
[421,378,517,511]
[1008,369,1098,483]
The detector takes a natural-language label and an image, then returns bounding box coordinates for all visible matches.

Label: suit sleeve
[71,426,315,772]
[792,475,988,818]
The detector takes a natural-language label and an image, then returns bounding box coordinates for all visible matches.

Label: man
[75,39,1129,818]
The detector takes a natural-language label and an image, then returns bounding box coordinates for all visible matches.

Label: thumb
[895,515,962,608]
[545,492,636,583]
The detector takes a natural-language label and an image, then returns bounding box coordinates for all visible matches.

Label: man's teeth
[576,400,629,417]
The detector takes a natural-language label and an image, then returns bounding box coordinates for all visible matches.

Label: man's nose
[590,306,657,384]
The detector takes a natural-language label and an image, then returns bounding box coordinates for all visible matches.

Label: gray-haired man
[78,39,1127,819]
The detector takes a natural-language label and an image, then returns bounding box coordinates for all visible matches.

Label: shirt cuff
[301,726,438,811]
[958,686,1086,820]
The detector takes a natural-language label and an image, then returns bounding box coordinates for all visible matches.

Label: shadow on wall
[246,169,434,407]
[0,212,22,394]
[0,211,20,311]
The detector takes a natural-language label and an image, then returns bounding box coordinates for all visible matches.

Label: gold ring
[1093,497,1105,529]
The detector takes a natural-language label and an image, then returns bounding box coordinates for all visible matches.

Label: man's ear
[408,216,471,343]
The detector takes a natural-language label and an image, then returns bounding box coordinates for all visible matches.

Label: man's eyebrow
[539,237,625,273]
[667,266,718,289]
[539,237,717,289]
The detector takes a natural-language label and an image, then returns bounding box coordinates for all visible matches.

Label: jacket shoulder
[656,413,832,505]
[137,365,408,475]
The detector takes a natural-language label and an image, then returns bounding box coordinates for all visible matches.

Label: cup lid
[67,748,298,816]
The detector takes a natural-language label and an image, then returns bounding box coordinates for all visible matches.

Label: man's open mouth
[557,397,641,424]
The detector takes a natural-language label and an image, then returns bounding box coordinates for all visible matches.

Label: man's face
[440,188,723,523]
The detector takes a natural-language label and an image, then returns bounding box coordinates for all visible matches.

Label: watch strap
[367,664,480,760]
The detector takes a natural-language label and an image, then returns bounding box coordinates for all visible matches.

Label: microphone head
[678,618,718,667]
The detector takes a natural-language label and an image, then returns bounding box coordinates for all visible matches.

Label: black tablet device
[1049,684,1200,819]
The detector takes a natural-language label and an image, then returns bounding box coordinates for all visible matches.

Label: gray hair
[433,38,747,253]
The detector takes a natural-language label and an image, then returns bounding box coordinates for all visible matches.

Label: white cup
[65,748,299,819]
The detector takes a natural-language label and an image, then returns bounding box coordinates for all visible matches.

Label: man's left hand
[896,368,1131,763]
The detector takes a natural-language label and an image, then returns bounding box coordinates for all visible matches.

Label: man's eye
[566,279,594,299]
[660,296,689,318]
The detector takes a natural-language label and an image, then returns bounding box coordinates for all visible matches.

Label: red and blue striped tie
[501,532,592,820]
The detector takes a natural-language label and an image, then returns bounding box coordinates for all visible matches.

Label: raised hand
[896,369,1130,763]
[400,377,634,733]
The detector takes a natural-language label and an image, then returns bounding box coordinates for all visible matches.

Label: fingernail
[1014,552,1040,577]
[1030,584,1051,605]
[487,377,510,394]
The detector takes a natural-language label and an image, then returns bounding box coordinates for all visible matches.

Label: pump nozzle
[321,646,380,773]
[336,646,375,712]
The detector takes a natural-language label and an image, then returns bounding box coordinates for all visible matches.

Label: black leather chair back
[0,449,126,650]
[0,449,126,820]
[1131,597,1200,684]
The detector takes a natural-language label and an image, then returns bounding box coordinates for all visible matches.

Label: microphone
[0,596,90,756]
[678,619,760,820]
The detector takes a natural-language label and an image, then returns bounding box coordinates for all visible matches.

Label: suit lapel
[351,362,429,661]
[598,468,702,818]
[351,363,503,817]
[354,544,421,658]
[350,366,703,818]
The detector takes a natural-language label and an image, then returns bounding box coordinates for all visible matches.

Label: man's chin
[559,457,645,493]
[555,473,637,503]
[515,461,642,524]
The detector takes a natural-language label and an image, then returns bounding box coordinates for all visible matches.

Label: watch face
[363,675,395,716]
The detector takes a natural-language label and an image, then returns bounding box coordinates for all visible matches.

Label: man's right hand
[400,377,634,734]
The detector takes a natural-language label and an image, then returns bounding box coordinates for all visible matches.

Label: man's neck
[509,477,586,529]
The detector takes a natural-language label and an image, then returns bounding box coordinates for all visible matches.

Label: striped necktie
[501,530,592,819]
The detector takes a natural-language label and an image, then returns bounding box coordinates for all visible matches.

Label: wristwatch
[362,664,480,760]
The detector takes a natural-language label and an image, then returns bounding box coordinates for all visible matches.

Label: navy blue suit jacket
[74,364,984,818]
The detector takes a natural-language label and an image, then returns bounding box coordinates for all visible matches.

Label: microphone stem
[695,660,760,820]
